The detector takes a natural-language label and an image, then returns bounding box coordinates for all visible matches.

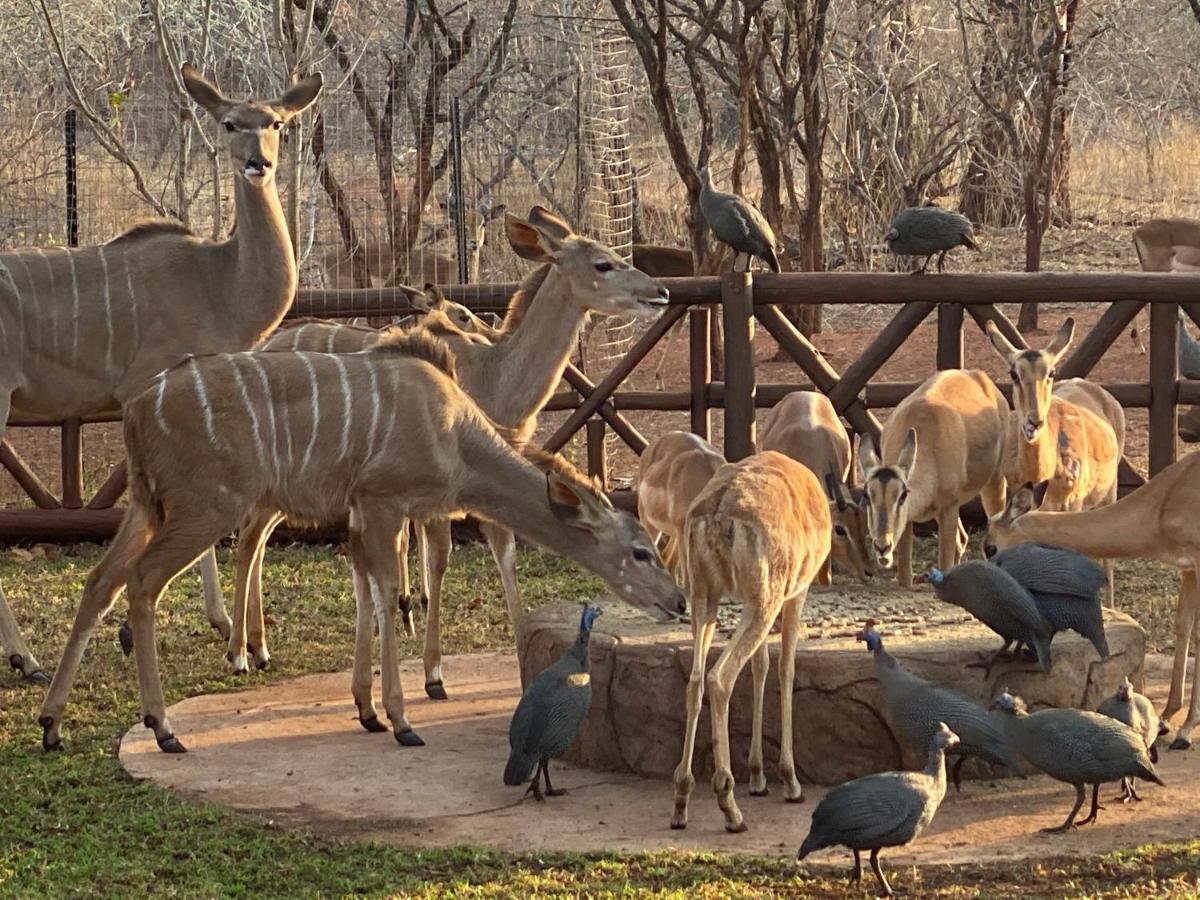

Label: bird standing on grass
[797,722,959,897]
[885,206,980,274]
[1097,677,1167,802]
[504,604,600,802]
[697,164,781,273]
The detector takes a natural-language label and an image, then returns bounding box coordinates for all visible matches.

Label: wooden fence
[2,271,1199,542]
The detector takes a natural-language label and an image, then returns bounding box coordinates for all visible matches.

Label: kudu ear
[180,64,232,119]
[506,213,555,263]
[856,432,880,478]
[411,286,436,313]
[896,428,918,476]
[270,73,324,119]
[547,472,610,532]
[526,206,574,252]
[1046,316,1075,362]
[985,319,1019,361]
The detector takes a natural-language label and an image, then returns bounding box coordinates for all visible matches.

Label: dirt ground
[0,221,1185,506]
[120,649,1197,866]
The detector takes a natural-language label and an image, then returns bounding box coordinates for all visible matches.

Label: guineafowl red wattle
[697,165,781,273]
[885,206,980,274]
[858,622,1022,792]
[920,560,1053,675]
[988,542,1110,661]
[991,690,1164,833]
[1097,677,1167,803]
[504,604,599,802]
[797,723,959,897]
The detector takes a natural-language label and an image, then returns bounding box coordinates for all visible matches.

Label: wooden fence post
[586,418,608,488]
[722,272,756,461]
[689,307,711,440]
[937,304,964,370]
[61,419,82,509]
[1148,301,1179,475]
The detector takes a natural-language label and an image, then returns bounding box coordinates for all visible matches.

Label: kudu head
[505,206,670,318]
[181,63,322,189]
[986,318,1074,443]
[544,470,687,622]
[856,429,918,569]
[983,479,1050,558]
[823,470,875,583]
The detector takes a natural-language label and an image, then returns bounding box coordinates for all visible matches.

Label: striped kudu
[39,331,684,753]
[0,63,321,685]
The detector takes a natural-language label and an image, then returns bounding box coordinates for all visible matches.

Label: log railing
[2,271,1198,541]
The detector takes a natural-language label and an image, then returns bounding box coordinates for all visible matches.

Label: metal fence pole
[449,98,468,285]
[64,109,78,247]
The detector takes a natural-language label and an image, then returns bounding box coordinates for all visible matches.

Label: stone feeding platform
[519,584,1145,785]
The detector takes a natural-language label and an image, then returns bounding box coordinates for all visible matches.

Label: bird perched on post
[697,164,780,273]
[990,690,1163,833]
[857,621,1022,792]
[987,543,1109,661]
[504,604,600,802]
[797,722,958,897]
[1097,677,1167,803]
[885,206,980,274]
[919,560,1053,675]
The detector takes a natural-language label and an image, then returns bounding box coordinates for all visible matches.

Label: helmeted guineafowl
[1097,676,1167,802]
[990,690,1163,833]
[919,560,1053,675]
[885,205,980,274]
[988,542,1109,660]
[697,165,780,273]
[504,604,600,801]
[797,722,959,897]
[858,621,1022,792]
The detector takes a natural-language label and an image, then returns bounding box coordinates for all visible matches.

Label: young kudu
[0,64,321,684]
[39,331,684,753]
[985,458,1200,750]
[858,370,1009,587]
[636,431,725,576]
[671,452,831,832]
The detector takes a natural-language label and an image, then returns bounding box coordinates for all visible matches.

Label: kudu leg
[777,593,806,802]
[418,518,453,700]
[350,563,385,732]
[1164,573,1197,724]
[0,581,46,686]
[40,505,151,750]
[479,520,524,643]
[671,602,718,830]
[747,641,770,796]
[1170,568,1200,750]
[197,547,232,640]
[227,512,282,675]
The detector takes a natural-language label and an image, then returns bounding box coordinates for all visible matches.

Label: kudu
[39,330,685,753]
[984,457,1200,750]
[758,391,876,584]
[0,63,321,685]
[858,369,1009,587]
[671,452,831,832]
[635,431,725,576]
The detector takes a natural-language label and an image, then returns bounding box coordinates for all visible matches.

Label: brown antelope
[38,330,685,753]
[858,370,1009,587]
[0,64,321,685]
[985,319,1122,601]
[984,457,1200,750]
[635,431,725,575]
[211,208,671,692]
[671,452,831,832]
[759,391,875,584]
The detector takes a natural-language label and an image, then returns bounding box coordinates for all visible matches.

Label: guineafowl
[858,622,1022,792]
[504,604,600,801]
[991,690,1163,833]
[885,206,980,274]
[697,165,781,272]
[797,723,959,897]
[1097,677,1166,802]
[919,561,1053,675]
[988,543,1109,660]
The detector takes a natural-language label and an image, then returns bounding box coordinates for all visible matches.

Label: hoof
[669,819,687,830]
[117,623,134,656]
[724,820,748,834]
[213,620,232,641]
[157,735,188,753]
[1170,736,1192,751]
[784,792,805,804]
[360,715,388,734]
[425,681,448,701]
[38,714,62,752]
[395,729,425,747]
[748,785,768,798]
[254,657,271,672]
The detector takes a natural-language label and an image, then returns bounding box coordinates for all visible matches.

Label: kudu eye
[594,261,615,273]
[632,547,653,563]
[833,524,848,537]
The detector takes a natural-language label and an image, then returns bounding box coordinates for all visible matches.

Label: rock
[518,593,1146,786]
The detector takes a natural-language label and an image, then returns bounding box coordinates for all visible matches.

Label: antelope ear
[895,428,918,476]
[856,433,880,477]
[411,288,434,313]
[547,472,609,532]
[487,202,509,222]
[1046,316,1075,361]
[1031,479,1051,508]
[506,214,555,263]
[528,206,574,241]
[985,320,1019,361]
[271,73,323,118]
[181,64,232,119]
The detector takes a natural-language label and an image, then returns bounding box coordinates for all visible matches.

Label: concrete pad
[120,651,1200,866]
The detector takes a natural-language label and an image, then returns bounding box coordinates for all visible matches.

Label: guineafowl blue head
[925,567,945,586]
[989,689,1025,715]
[580,604,602,633]
[855,619,883,653]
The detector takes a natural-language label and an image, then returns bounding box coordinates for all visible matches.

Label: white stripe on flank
[246,355,279,480]
[154,370,172,436]
[35,249,56,356]
[376,364,401,453]
[364,360,381,459]
[294,323,311,351]
[230,356,267,469]
[189,357,219,448]
[97,246,112,373]
[298,353,321,472]
[331,354,353,459]
[10,254,33,343]
[124,248,140,350]
[66,251,80,358]
[0,260,16,347]
[325,328,337,353]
